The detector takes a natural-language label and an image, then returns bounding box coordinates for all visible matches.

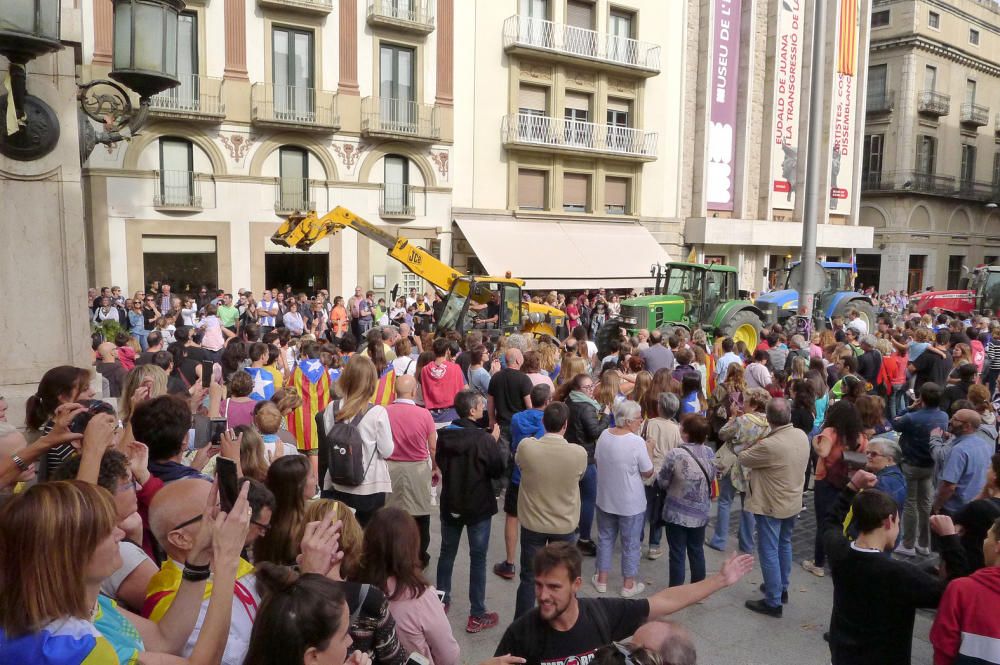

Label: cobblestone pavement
[432,492,937,665]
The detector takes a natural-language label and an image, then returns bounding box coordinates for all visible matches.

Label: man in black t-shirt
[909,331,953,390]
[494,542,752,665]
[488,349,533,434]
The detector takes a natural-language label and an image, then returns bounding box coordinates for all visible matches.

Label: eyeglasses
[116,479,138,493]
[172,514,203,531]
[251,520,271,533]
[580,383,594,391]
[865,451,885,459]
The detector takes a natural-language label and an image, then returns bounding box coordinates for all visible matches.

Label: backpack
[317,399,374,487]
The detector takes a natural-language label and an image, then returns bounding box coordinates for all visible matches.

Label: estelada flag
[287,358,332,453]
[837,0,859,76]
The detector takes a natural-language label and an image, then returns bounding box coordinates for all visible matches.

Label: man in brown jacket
[514,402,587,618]
[738,398,810,617]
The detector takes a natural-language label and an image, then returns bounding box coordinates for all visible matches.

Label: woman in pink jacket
[362,507,460,665]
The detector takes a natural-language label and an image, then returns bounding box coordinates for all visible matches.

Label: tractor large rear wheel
[595,319,626,358]
[717,310,763,352]
[849,299,877,333]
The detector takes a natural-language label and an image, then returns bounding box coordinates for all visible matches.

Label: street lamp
[0,0,184,162]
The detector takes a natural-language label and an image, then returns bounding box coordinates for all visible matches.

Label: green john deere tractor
[598,262,766,356]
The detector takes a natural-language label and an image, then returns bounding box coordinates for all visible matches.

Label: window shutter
[518,169,547,209]
[607,98,631,113]
[605,177,628,211]
[519,85,548,113]
[564,92,590,112]
[564,173,589,208]
[567,1,593,28]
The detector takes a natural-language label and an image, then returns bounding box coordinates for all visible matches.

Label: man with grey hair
[865,437,907,520]
[629,621,697,665]
[783,334,810,372]
[738,397,810,617]
[857,334,882,388]
[644,392,683,560]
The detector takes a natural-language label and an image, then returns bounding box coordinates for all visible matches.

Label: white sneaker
[591,574,607,594]
[621,582,646,598]
[647,548,663,560]
[916,546,931,556]
[894,544,916,557]
[802,560,826,577]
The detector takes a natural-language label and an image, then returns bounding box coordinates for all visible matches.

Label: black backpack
[317,399,374,487]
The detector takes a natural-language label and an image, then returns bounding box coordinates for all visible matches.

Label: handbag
[680,445,719,500]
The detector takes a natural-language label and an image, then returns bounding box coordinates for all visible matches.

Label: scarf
[569,390,602,411]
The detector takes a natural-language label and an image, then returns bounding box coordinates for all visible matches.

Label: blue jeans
[436,516,491,618]
[644,485,665,548]
[516,527,576,617]
[578,464,597,541]
[596,508,644,579]
[756,514,796,609]
[708,474,756,554]
[665,522,707,587]
[889,385,908,419]
[133,330,149,351]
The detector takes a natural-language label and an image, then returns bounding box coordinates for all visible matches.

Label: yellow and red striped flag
[838,0,859,76]
[288,358,333,453]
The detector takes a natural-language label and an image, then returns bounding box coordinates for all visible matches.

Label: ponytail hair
[26,366,91,430]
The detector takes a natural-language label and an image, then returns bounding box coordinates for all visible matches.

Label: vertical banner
[828,0,860,212]
[706,0,743,211]
[769,0,804,211]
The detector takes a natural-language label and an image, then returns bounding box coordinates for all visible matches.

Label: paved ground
[427,492,937,665]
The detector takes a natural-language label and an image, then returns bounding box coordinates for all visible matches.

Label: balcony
[961,102,990,127]
[916,90,950,117]
[379,183,418,219]
[251,84,339,132]
[154,171,203,210]
[502,15,660,77]
[274,178,319,214]
[149,75,226,122]
[361,97,440,141]
[860,170,1000,202]
[502,113,657,161]
[957,179,997,202]
[866,90,895,115]
[367,0,434,34]
[257,0,332,15]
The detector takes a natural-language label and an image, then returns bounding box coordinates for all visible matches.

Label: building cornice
[870,35,1000,76]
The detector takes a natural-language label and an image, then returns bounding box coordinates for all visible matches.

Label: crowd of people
[3,279,1000,665]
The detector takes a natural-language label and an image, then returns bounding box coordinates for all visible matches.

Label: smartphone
[405,654,430,665]
[208,417,228,445]
[201,360,214,388]
[216,456,239,513]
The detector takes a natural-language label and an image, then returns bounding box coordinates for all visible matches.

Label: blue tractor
[755,261,876,331]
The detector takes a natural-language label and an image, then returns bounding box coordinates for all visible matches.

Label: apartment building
[859,0,1000,292]
[678,0,876,293]
[448,0,683,291]
[82,0,455,298]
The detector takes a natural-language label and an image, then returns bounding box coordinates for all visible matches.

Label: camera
[68,400,117,434]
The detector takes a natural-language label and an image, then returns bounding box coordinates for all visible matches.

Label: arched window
[382,154,411,215]
[158,138,195,206]
[279,146,310,211]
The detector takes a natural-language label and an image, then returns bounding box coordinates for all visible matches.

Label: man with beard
[493,542,752,665]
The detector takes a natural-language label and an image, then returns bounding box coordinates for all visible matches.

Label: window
[970,28,980,45]
[273,27,314,120]
[517,84,548,141]
[928,11,940,29]
[867,64,888,106]
[566,0,594,29]
[380,43,416,130]
[607,98,631,151]
[279,147,309,211]
[518,0,550,46]
[517,169,547,210]
[563,173,590,212]
[162,13,198,110]
[564,92,591,147]
[566,1,596,55]
[862,134,884,186]
[916,135,936,175]
[608,10,635,63]
[924,65,937,92]
[383,155,411,215]
[967,79,977,105]
[871,9,890,27]
[948,255,964,290]
[519,0,547,19]
[518,84,548,116]
[993,153,1000,187]
[158,138,193,206]
[605,176,629,215]
[961,144,978,188]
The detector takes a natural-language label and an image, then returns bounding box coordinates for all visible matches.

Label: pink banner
[706,0,743,211]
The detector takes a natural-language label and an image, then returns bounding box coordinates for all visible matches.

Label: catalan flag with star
[837,0,858,76]
[287,358,332,454]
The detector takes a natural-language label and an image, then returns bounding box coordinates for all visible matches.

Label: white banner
[828,0,861,213]
[769,0,805,211]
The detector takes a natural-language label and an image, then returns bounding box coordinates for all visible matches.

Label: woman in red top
[878,338,907,418]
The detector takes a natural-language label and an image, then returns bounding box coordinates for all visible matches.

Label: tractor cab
[973,266,1000,316]
[436,276,524,338]
[661,262,738,327]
